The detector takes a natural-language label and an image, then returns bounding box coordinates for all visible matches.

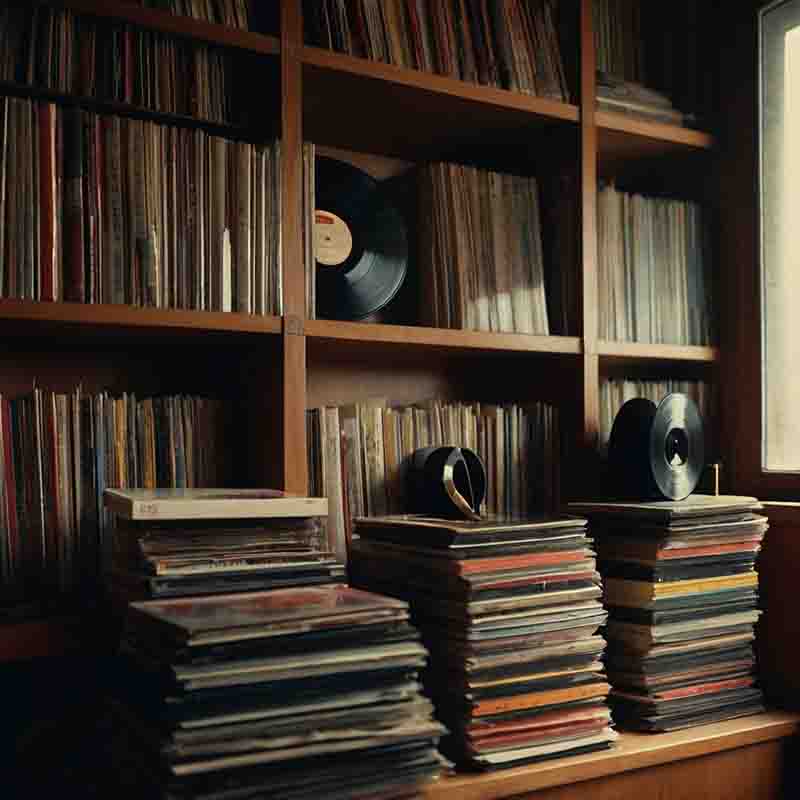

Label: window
[760,0,800,471]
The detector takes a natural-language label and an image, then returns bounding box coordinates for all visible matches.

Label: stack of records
[569,495,767,732]
[110,584,446,799]
[349,515,617,771]
[104,489,345,603]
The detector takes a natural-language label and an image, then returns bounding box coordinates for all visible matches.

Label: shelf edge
[598,340,719,363]
[0,300,283,336]
[306,320,582,355]
[301,46,580,124]
[424,712,800,800]
[596,110,714,150]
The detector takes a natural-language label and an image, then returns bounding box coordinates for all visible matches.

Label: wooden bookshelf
[0,0,734,642]
[2,2,794,796]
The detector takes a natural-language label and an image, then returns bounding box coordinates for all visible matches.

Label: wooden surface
[485,740,787,800]
[424,712,800,800]
[597,111,713,172]
[579,0,600,462]
[0,299,282,337]
[306,320,582,355]
[597,340,719,364]
[280,0,308,494]
[757,505,800,708]
[716,3,773,497]
[301,46,579,166]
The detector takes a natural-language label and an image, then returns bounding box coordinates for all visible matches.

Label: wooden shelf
[0,299,283,341]
[598,340,719,365]
[306,319,582,357]
[301,46,579,163]
[424,712,800,800]
[597,110,714,166]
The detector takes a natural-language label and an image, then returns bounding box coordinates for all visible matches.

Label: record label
[314,210,353,266]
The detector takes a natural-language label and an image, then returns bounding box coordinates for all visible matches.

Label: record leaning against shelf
[314,156,408,320]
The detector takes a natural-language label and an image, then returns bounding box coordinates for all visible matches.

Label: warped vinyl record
[608,393,704,501]
[314,157,408,320]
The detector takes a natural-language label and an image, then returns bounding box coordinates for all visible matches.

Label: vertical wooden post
[280,0,309,492]
[576,0,600,495]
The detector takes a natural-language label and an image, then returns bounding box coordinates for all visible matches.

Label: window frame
[719,0,800,498]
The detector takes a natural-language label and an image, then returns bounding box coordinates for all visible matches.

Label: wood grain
[498,741,786,800]
[598,340,719,364]
[0,299,282,337]
[306,319,582,355]
[756,505,800,708]
[597,111,713,170]
[423,713,800,800]
[301,46,579,167]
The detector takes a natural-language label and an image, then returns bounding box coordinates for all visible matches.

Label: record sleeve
[128,585,408,645]
[105,488,328,520]
[568,494,762,523]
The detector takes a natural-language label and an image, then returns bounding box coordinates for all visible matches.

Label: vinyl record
[406,446,487,519]
[608,393,704,501]
[650,393,704,502]
[607,397,659,499]
[314,157,408,320]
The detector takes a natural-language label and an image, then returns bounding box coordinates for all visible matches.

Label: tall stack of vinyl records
[104,489,345,606]
[350,514,617,770]
[108,584,446,798]
[568,495,767,732]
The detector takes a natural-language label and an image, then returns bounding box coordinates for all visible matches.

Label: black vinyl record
[314,157,408,320]
[608,393,704,501]
[406,446,487,519]
[650,392,705,501]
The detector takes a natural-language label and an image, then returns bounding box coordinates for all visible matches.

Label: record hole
[665,427,689,467]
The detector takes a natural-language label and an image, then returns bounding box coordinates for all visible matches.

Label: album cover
[567,494,761,523]
[127,585,408,646]
[105,488,328,520]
